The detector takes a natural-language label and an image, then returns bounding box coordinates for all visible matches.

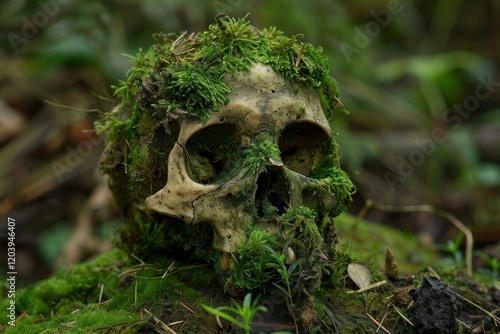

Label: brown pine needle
[144,309,177,334]
[216,315,223,329]
[179,301,197,315]
[376,312,388,332]
[15,310,28,324]
[366,313,392,334]
[392,305,413,326]
[295,43,305,67]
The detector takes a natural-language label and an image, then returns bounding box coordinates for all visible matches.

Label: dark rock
[409,276,461,334]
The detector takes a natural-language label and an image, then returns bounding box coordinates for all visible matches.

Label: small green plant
[266,242,299,304]
[202,293,267,334]
[436,233,465,268]
[477,252,500,279]
[327,243,351,284]
[265,242,299,331]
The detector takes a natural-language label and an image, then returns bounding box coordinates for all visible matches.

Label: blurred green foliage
[1,0,499,251]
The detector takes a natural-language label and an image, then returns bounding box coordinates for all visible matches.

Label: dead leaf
[347,263,371,289]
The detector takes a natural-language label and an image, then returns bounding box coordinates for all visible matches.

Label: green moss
[224,229,280,292]
[281,206,322,255]
[310,140,356,216]
[3,216,495,333]
[4,306,142,334]
[242,133,282,176]
[0,249,229,334]
[97,14,342,138]
[334,213,439,273]
[1,249,129,333]
[4,249,127,318]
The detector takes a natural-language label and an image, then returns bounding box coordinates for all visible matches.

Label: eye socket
[185,124,242,184]
[279,122,331,176]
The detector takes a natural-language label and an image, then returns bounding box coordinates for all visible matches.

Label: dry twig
[354,199,474,276]
[347,280,388,294]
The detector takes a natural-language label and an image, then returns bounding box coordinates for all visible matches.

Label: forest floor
[1,213,499,334]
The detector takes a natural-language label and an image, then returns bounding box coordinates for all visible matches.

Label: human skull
[145,63,338,253]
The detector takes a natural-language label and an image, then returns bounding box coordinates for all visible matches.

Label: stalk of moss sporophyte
[202,293,267,334]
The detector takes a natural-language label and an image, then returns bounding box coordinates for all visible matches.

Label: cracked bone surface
[145,63,336,253]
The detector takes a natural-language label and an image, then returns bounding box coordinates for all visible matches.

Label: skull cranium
[145,63,338,253]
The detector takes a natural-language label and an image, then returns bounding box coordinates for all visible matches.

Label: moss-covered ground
[2,213,498,333]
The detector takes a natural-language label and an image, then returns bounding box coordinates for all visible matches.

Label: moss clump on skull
[96,14,352,258]
[222,228,280,292]
[310,139,356,216]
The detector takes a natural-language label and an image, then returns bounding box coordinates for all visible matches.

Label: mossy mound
[94,14,351,260]
[2,214,498,333]
[0,248,230,333]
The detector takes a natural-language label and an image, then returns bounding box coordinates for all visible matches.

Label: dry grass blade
[162,261,176,278]
[454,292,500,326]
[355,199,474,276]
[426,266,441,278]
[375,312,388,332]
[144,309,178,334]
[168,321,185,326]
[98,284,104,308]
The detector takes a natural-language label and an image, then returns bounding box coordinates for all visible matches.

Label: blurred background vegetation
[1,0,499,286]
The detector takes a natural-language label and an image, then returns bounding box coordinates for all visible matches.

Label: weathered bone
[145,63,335,253]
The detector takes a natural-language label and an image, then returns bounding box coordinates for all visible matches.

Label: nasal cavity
[255,166,290,218]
